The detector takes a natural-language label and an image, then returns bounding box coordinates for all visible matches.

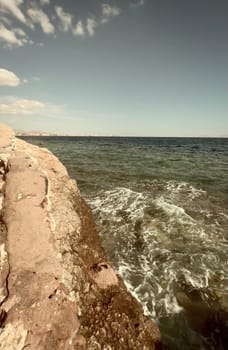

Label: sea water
[22,136,228,350]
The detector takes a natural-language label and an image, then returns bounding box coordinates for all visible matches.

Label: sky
[0,0,228,136]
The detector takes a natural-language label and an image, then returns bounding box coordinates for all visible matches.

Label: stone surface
[175,282,228,349]
[0,124,14,149]
[0,124,161,349]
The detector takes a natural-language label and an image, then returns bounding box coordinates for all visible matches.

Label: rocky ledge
[0,124,161,350]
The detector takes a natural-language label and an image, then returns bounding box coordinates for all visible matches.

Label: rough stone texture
[175,284,228,350]
[0,124,14,149]
[0,123,161,349]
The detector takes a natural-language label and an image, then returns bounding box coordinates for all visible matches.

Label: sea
[21,136,228,350]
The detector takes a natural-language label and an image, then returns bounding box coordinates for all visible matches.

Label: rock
[0,309,7,327]
[175,283,228,350]
[0,124,161,349]
[0,124,14,149]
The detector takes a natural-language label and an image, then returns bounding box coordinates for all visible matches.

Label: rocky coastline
[0,123,161,349]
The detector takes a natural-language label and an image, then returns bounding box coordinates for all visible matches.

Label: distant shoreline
[18,134,228,139]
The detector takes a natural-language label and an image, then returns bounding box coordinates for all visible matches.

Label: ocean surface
[21,136,228,350]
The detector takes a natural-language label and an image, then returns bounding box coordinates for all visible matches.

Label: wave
[87,182,228,348]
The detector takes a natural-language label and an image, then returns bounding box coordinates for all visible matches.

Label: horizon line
[17,134,228,139]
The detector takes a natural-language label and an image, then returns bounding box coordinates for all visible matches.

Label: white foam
[165,180,207,200]
[163,294,183,314]
[88,183,228,321]
[182,268,211,289]
[154,197,189,218]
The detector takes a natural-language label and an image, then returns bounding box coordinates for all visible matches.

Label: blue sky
[0,0,228,136]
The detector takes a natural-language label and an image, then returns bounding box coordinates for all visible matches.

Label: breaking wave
[88,182,228,349]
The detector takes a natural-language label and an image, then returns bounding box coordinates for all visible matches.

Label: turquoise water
[22,136,228,350]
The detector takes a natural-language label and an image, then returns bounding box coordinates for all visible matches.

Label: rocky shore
[0,124,161,349]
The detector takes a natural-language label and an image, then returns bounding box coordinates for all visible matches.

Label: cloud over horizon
[0,97,44,116]
[0,96,66,117]
[0,1,145,130]
[0,68,20,86]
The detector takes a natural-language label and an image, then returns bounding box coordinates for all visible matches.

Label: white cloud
[84,4,121,37]
[55,6,72,32]
[40,0,50,5]
[86,17,97,37]
[0,15,12,25]
[0,97,45,116]
[14,27,25,36]
[28,7,55,34]
[101,4,121,23]
[73,20,85,36]
[130,0,145,8]
[0,23,29,46]
[0,0,26,24]
[102,4,121,18]
[0,68,20,86]
[0,2,122,44]
[0,96,66,118]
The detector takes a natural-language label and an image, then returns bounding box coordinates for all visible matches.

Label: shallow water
[22,136,228,349]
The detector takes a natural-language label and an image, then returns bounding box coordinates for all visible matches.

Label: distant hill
[15,130,57,136]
